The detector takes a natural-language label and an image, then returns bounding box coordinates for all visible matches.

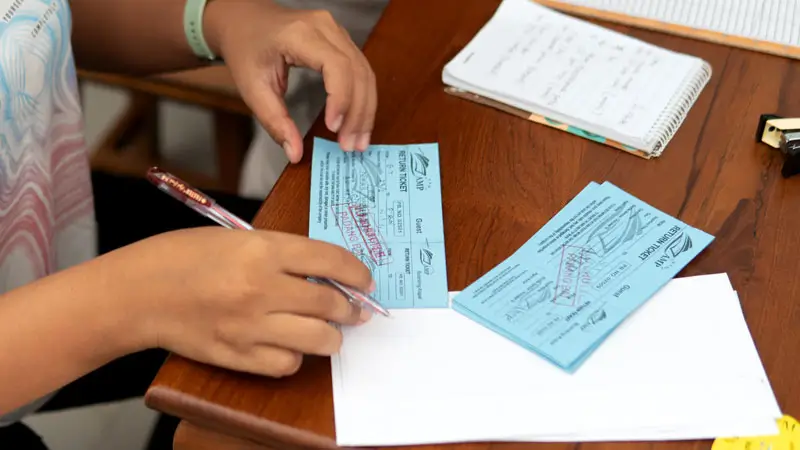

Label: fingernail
[282,141,293,159]
[357,307,373,325]
[329,115,343,133]
[368,280,376,293]
[356,133,371,152]
[341,134,356,152]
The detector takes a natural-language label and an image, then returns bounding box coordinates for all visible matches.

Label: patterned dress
[0,0,96,424]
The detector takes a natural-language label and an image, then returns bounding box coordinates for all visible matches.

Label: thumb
[239,74,304,163]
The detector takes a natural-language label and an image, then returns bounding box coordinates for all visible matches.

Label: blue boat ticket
[309,138,449,308]
[452,181,714,372]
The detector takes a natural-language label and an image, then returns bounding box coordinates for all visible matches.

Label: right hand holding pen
[104,227,374,377]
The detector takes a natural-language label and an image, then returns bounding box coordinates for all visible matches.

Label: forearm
[70,0,223,75]
[0,258,146,414]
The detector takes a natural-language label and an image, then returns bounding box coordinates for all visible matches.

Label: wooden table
[145,0,800,448]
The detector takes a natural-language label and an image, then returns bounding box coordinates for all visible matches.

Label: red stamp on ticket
[332,203,392,266]
[553,245,593,306]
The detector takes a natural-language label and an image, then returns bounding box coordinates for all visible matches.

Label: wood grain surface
[146,0,800,448]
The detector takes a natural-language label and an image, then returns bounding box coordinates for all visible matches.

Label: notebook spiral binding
[646,62,713,156]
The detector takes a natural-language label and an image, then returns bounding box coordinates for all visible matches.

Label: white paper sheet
[548,0,800,47]
[331,274,781,446]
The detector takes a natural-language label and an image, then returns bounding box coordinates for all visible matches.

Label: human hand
[105,227,374,377]
[203,0,377,163]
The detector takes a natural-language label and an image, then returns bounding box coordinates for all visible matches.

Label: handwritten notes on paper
[443,0,707,142]
[452,181,714,371]
[309,138,448,308]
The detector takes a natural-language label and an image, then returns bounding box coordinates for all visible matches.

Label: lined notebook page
[545,0,800,47]
[443,0,709,148]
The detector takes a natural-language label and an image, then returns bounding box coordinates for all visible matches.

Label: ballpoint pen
[145,167,390,317]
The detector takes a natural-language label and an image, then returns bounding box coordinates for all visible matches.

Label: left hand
[203,0,378,163]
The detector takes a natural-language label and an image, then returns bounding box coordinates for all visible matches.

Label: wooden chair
[79,66,253,195]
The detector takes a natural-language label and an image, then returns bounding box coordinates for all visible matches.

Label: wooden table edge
[145,383,342,449]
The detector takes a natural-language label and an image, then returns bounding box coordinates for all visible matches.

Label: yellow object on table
[712,415,799,449]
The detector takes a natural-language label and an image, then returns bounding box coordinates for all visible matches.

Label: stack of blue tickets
[452,181,715,372]
[306,139,715,373]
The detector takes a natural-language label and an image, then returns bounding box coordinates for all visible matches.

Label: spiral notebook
[534,0,800,60]
[442,0,712,158]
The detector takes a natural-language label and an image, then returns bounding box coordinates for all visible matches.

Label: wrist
[66,256,156,358]
[202,0,234,59]
[182,0,229,61]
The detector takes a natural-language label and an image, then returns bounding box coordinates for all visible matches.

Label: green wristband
[183,0,217,61]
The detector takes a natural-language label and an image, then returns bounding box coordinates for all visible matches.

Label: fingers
[237,63,305,163]
[258,313,346,355]
[269,232,375,294]
[271,276,367,326]
[285,11,377,152]
[333,55,373,152]
[326,25,376,152]
[315,20,375,152]
[208,315,346,377]
[225,345,304,378]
